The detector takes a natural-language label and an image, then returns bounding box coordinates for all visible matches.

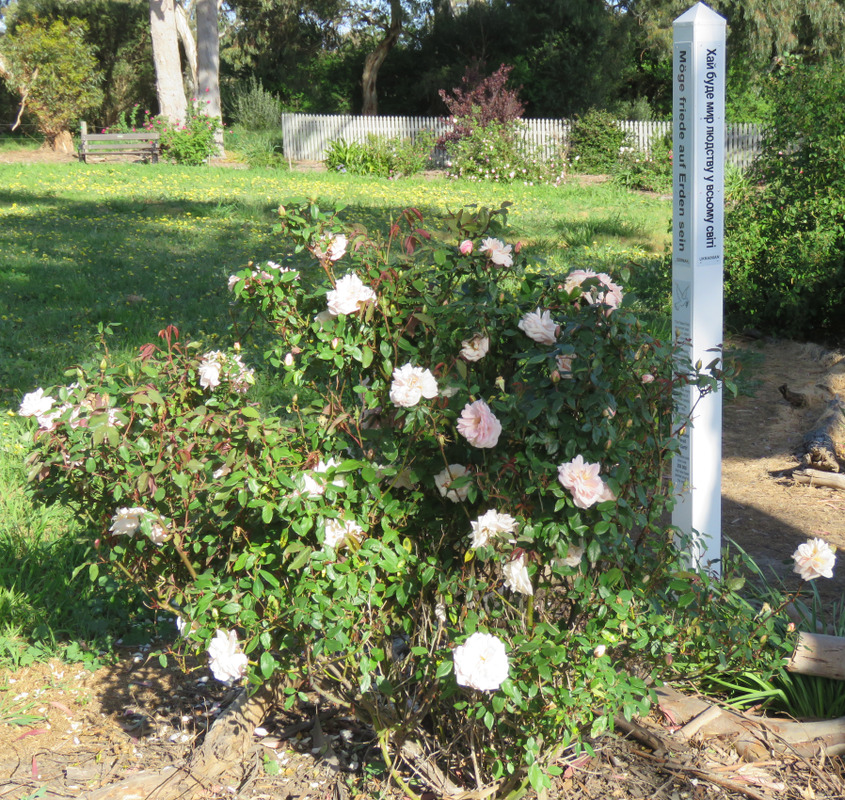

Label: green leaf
[288,547,312,571]
[435,659,453,679]
[260,651,277,679]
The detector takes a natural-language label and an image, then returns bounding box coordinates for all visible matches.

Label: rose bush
[23,199,752,794]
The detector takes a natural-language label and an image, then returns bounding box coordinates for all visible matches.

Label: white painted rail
[280,112,763,170]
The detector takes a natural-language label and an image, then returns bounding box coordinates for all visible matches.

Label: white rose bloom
[301,457,346,499]
[453,632,509,691]
[469,509,518,549]
[518,308,557,345]
[19,388,55,418]
[314,233,348,261]
[562,544,585,568]
[198,352,224,390]
[460,334,490,362]
[435,464,470,503]
[479,237,514,268]
[207,629,248,683]
[326,273,376,316]
[228,353,255,393]
[147,521,171,545]
[324,517,364,550]
[793,538,836,581]
[503,554,533,596]
[110,507,148,537]
[389,364,438,408]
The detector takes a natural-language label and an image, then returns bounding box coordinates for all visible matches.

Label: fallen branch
[613,715,671,756]
[788,631,845,680]
[792,467,845,491]
[656,685,845,761]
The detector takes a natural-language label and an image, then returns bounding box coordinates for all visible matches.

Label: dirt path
[723,338,845,596]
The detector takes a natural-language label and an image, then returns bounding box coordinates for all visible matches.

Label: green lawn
[0,161,672,663]
[0,162,671,401]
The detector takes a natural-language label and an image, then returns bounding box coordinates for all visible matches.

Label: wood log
[792,468,845,491]
[788,631,845,680]
[799,394,845,472]
[656,685,845,761]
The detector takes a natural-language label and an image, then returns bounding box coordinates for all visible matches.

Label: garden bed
[2,337,844,800]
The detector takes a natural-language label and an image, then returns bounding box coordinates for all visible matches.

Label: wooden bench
[78,121,160,163]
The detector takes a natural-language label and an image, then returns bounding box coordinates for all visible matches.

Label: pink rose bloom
[457,399,502,448]
[518,308,557,345]
[557,455,613,509]
[479,237,513,267]
[19,388,56,419]
[641,373,655,384]
[503,553,533,596]
[198,351,224,390]
[564,270,624,313]
[562,269,598,295]
[453,632,509,691]
[459,239,474,255]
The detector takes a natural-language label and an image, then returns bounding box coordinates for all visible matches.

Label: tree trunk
[196,0,224,155]
[799,394,845,472]
[175,2,198,97]
[361,0,402,117]
[149,0,187,124]
[48,129,74,153]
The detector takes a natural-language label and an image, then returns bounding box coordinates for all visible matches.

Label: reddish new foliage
[438,63,525,145]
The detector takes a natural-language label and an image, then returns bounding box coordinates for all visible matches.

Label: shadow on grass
[1,183,666,403]
[0,525,148,664]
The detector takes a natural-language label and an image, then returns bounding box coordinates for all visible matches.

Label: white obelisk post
[671,2,726,574]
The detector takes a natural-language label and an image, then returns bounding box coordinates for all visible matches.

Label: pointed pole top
[674,2,726,28]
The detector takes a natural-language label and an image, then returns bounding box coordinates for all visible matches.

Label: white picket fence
[280,113,764,170]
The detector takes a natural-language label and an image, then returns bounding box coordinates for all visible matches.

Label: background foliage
[724,59,845,341]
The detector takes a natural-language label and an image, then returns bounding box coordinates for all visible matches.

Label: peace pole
[671,2,726,574]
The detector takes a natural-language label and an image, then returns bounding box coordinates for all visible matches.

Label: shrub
[225,126,287,169]
[611,131,672,194]
[24,200,778,795]
[438,63,525,146]
[724,59,845,341]
[445,116,566,186]
[228,76,283,131]
[324,133,433,177]
[567,110,630,174]
[145,101,221,165]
